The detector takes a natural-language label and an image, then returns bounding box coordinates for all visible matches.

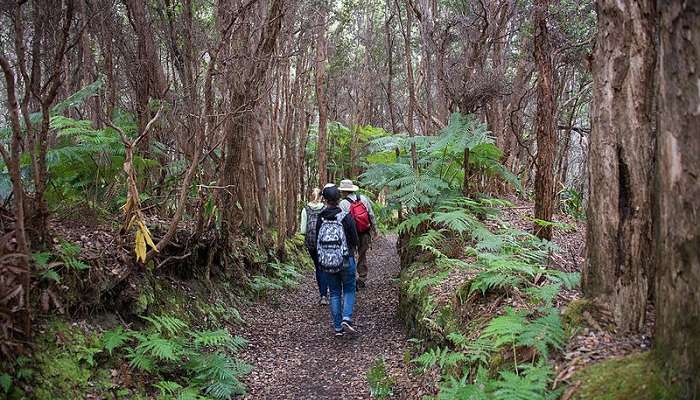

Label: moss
[562,298,594,333]
[4,319,139,400]
[571,352,679,400]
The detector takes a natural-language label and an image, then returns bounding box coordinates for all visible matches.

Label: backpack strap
[335,211,348,222]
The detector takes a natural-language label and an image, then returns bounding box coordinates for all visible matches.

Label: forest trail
[238,235,415,399]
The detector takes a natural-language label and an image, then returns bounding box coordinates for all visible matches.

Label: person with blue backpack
[300,187,328,305]
[315,185,360,336]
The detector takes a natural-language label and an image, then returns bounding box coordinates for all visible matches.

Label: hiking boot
[320,296,329,306]
[341,320,358,334]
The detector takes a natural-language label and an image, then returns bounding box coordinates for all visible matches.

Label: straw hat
[338,179,359,192]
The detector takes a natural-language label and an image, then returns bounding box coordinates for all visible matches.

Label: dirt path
[238,235,417,399]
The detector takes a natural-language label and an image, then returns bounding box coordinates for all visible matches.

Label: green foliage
[100,314,251,399]
[101,326,131,355]
[249,261,303,297]
[400,192,581,399]
[367,357,395,399]
[32,242,91,285]
[42,114,159,209]
[571,352,679,400]
[361,113,521,211]
[559,186,586,220]
[437,363,562,400]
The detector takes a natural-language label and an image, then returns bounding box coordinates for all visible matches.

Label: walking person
[315,185,360,336]
[338,179,377,289]
[300,188,329,305]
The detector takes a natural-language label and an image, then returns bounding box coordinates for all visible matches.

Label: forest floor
[237,234,422,399]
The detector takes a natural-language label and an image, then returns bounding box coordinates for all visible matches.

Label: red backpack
[348,196,371,233]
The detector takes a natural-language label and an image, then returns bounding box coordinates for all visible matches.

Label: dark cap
[322,186,341,202]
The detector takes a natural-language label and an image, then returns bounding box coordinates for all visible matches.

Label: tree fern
[396,212,431,235]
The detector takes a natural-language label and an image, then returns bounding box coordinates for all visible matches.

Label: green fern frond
[101,326,131,355]
[154,380,182,396]
[135,334,182,362]
[524,283,562,307]
[516,309,565,359]
[192,329,234,349]
[544,270,581,289]
[480,308,527,348]
[142,314,189,336]
[396,213,431,235]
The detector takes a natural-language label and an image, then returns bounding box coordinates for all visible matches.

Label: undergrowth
[398,196,580,399]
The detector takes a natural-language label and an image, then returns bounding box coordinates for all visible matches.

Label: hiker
[300,187,328,305]
[315,185,359,336]
[338,179,377,289]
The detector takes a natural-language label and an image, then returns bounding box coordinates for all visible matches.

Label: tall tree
[584,0,655,332]
[532,0,556,241]
[654,1,700,395]
[315,4,329,186]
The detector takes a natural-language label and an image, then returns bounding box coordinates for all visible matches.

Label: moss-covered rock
[570,352,679,400]
[2,319,147,400]
[562,298,594,333]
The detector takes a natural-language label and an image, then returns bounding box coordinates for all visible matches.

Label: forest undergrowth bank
[393,196,675,400]
[1,222,312,400]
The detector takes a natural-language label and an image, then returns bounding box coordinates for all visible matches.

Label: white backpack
[316,212,349,273]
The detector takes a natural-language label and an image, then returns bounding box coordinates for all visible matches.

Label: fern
[481,308,527,349]
[489,362,561,400]
[516,309,565,359]
[396,212,431,235]
[154,380,182,396]
[524,284,561,307]
[190,353,251,399]
[101,326,131,355]
[134,334,182,362]
[142,314,188,336]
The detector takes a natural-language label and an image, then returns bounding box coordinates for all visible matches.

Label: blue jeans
[309,249,328,297]
[322,257,357,331]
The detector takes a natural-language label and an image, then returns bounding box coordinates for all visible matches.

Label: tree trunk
[654,2,700,395]
[315,8,329,186]
[532,0,556,241]
[401,0,418,169]
[584,0,655,332]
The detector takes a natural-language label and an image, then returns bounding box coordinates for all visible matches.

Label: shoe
[334,329,344,337]
[320,296,329,305]
[341,320,357,334]
[357,280,366,289]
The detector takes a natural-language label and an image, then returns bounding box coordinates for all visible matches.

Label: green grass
[571,352,679,400]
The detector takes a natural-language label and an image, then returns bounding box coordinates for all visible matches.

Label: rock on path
[238,235,418,399]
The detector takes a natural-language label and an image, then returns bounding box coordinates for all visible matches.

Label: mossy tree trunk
[584,0,655,333]
[532,0,556,241]
[654,2,700,395]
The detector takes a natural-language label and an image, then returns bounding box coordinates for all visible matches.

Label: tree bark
[400,0,418,168]
[315,7,329,186]
[532,0,556,241]
[654,2,700,395]
[584,0,655,332]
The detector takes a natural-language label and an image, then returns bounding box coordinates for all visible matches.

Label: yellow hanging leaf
[137,221,159,252]
[127,215,137,230]
[134,229,147,263]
